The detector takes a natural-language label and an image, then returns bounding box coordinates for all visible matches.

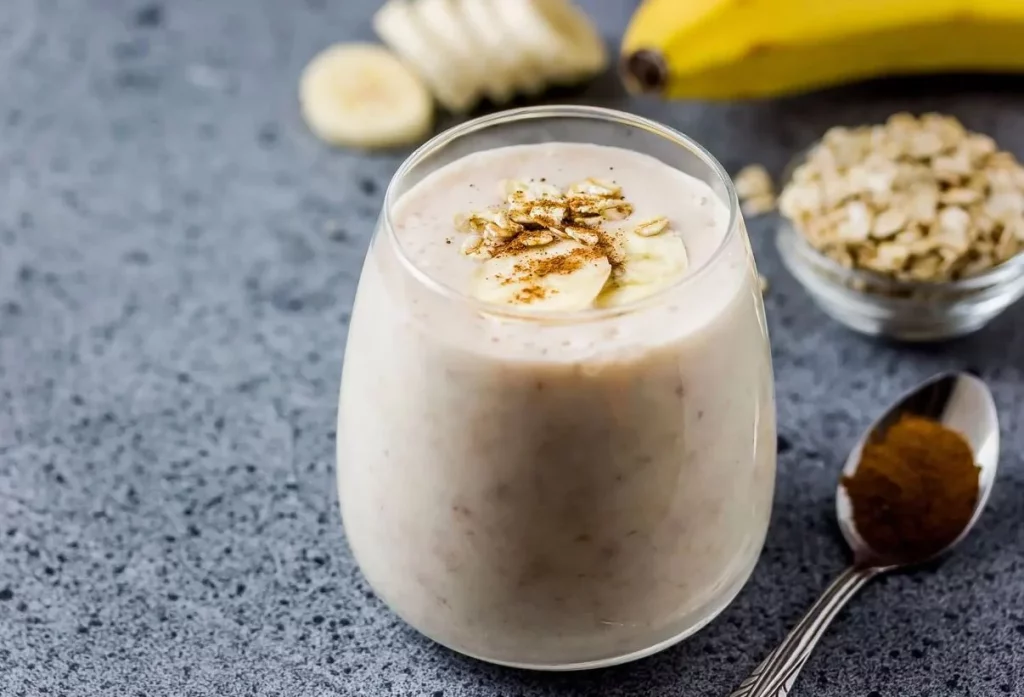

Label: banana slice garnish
[596,229,690,308]
[471,239,612,312]
[299,43,433,148]
[459,179,692,311]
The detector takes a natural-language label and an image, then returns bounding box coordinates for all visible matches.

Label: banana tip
[620,49,669,94]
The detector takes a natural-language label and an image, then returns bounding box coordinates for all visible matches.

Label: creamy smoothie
[338,139,775,668]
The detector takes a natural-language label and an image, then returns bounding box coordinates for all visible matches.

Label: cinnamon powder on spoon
[842,414,981,562]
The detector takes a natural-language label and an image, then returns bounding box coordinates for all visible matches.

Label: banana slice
[416,0,506,105]
[471,239,612,312]
[500,0,609,84]
[596,230,690,307]
[449,0,515,103]
[299,43,433,148]
[374,0,478,113]
[462,0,547,97]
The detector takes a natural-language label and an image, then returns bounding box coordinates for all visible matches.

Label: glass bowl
[776,218,1024,341]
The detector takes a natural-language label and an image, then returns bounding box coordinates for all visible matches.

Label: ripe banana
[621,0,1024,100]
[299,43,433,148]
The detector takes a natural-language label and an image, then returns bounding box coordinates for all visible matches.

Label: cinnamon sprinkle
[456,178,633,261]
[506,245,605,283]
[513,285,551,303]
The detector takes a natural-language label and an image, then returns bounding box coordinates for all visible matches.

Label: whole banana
[621,0,1024,100]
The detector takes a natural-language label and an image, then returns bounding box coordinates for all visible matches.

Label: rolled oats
[908,254,943,280]
[964,134,997,161]
[567,178,621,198]
[735,164,773,197]
[575,215,603,229]
[483,222,516,241]
[633,216,670,237]
[908,130,945,159]
[460,234,483,255]
[742,194,777,216]
[519,230,555,247]
[778,113,1024,282]
[504,179,563,202]
[872,208,907,239]
[895,228,924,245]
[601,202,634,220]
[996,228,1019,258]
[837,201,873,241]
[932,151,973,181]
[454,177,673,265]
[734,164,779,217]
[527,204,567,229]
[563,226,600,246]
[940,188,982,206]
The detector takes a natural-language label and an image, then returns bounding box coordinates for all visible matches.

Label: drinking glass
[337,105,776,670]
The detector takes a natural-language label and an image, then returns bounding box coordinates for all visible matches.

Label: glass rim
[381,105,741,323]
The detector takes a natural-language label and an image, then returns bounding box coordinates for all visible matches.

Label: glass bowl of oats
[776,113,1024,341]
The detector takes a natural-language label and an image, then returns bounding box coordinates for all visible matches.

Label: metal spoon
[730,371,999,697]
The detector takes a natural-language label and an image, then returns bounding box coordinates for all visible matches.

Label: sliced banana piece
[500,0,609,85]
[462,0,548,97]
[416,0,508,105]
[299,43,433,148]
[450,0,515,103]
[374,0,478,113]
[596,230,690,308]
[471,239,612,312]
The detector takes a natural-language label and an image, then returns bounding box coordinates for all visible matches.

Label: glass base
[413,545,764,672]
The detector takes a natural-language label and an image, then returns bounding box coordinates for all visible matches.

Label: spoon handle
[729,565,880,697]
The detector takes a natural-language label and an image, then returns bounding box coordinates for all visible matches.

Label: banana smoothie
[338,137,775,668]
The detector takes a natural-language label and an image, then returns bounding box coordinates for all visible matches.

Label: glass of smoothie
[337,105,776,670]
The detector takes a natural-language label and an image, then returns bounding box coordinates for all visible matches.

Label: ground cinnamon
[842,413,980,562]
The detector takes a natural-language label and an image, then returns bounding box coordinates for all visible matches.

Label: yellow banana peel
[621,0,1024,100]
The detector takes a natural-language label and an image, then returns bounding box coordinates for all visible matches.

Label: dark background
[0,1,1022,695]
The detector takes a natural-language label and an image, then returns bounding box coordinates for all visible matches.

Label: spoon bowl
[730,371,1000,697]
[837,371,1000,568]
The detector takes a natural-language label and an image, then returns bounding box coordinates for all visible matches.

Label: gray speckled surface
[1,1,1023,695]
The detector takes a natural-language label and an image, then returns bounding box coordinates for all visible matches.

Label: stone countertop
[1,0,1022,695]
